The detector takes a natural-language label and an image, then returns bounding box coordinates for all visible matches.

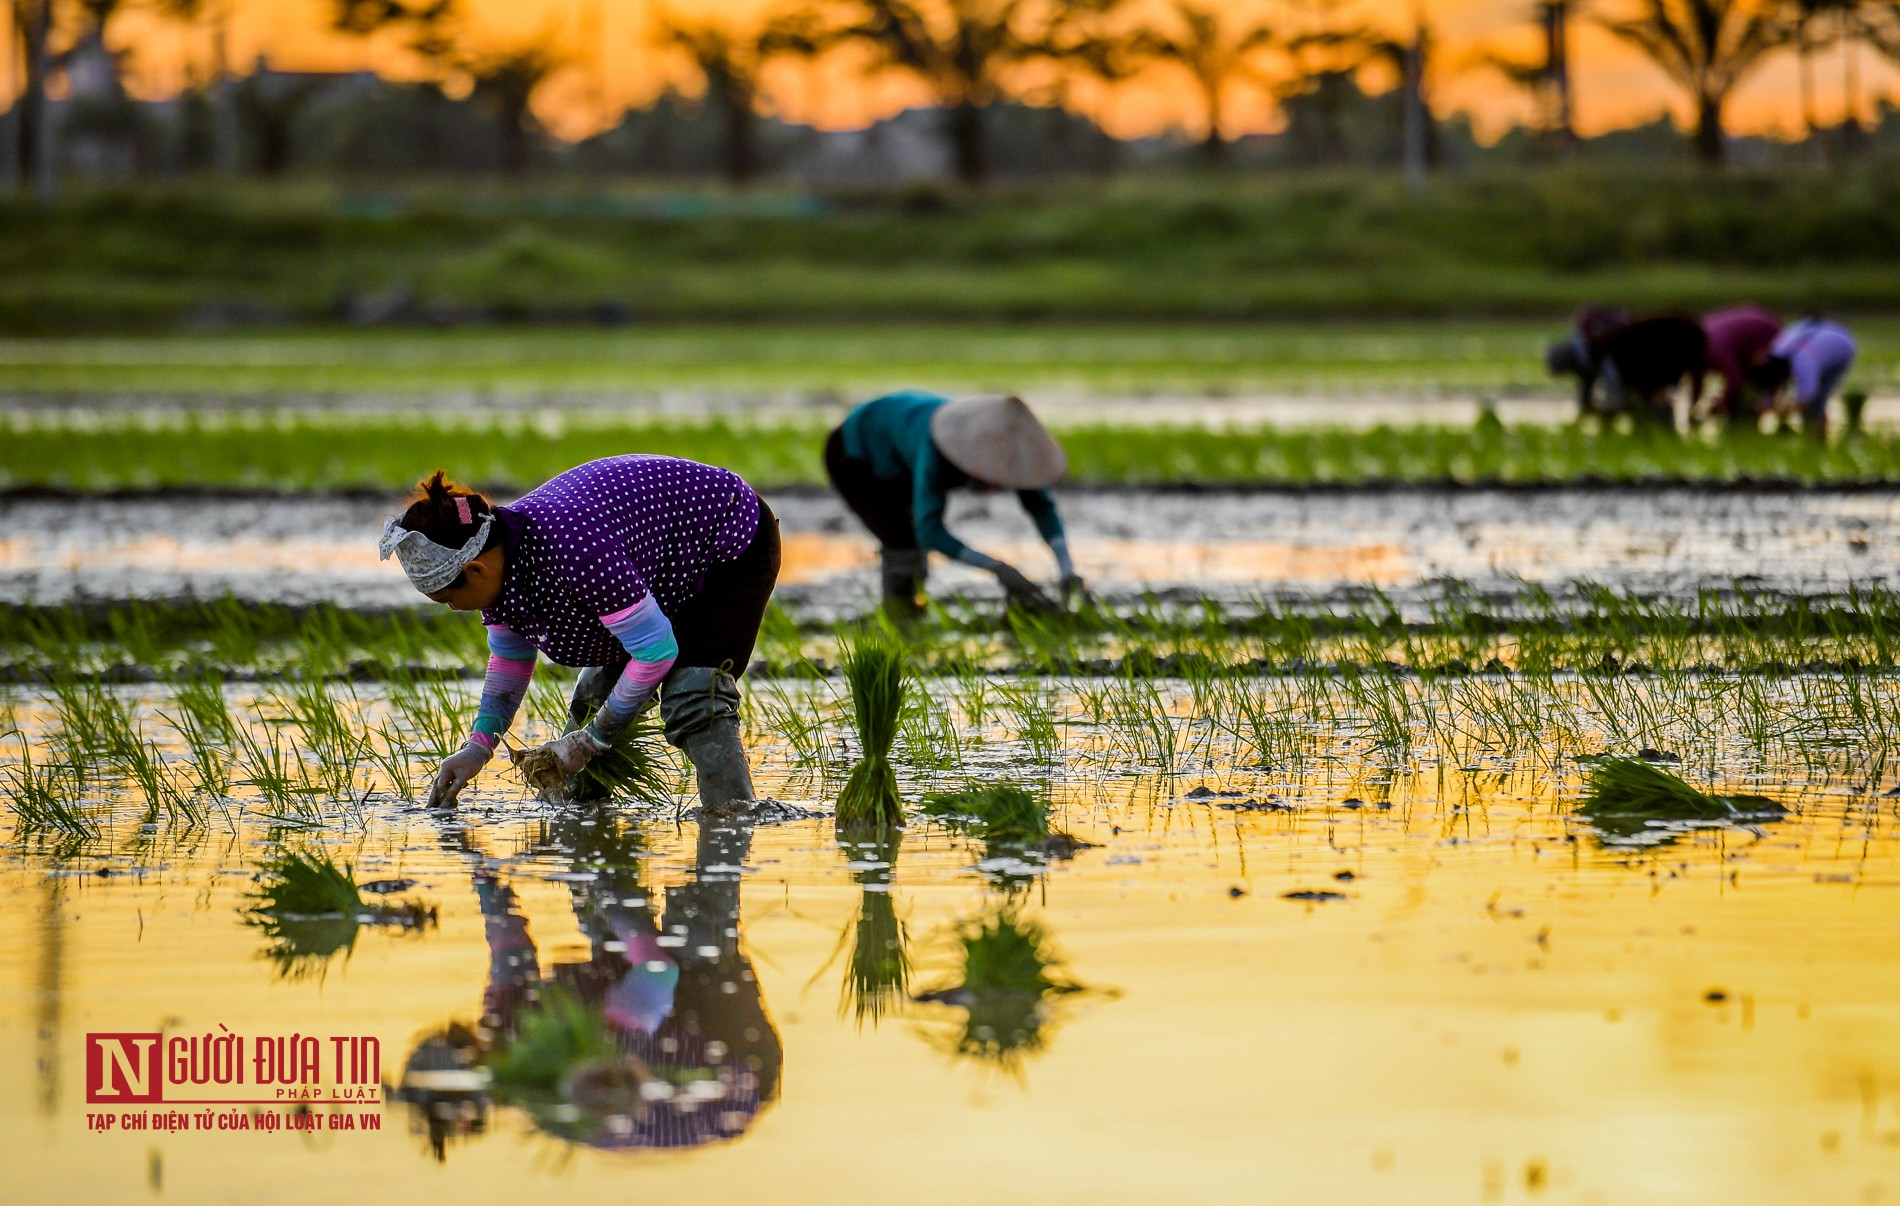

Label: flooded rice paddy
[2,660,1899,1203]
[4,476,1900,1202]
[2,486,1897,614]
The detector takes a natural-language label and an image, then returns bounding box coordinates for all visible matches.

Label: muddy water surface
[2,488,1896,615]
[0,679,1898,1203]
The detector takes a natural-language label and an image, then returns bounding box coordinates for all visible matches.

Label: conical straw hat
[929,395,1068,490]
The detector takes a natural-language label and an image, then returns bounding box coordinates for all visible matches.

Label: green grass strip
[8,414,1900,491]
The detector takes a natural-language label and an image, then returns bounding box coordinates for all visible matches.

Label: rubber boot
[660,665,756,812]
[880,548,928,624]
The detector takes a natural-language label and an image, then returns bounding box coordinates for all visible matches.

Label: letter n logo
[86,1033,162,1103]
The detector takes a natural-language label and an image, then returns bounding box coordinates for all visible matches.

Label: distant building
[62,30,137,179]
[791,109,955,186]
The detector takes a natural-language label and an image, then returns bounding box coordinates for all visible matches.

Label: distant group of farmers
[1547,305,1858,435]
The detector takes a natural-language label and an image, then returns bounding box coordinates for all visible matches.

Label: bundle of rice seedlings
[244,848,435,979]
[572,713,676,806]
[1580,755,1784,843]
[835,630,908,829]
[508,712,674,808]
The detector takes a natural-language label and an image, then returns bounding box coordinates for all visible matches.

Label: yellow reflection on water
[2,720,1899,1203]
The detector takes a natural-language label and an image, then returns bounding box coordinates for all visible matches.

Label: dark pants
[567,500,781,730]
[673,498,782,674]
[824,427,917,550]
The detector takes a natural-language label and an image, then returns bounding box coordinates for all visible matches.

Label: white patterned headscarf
[378,495,494,594]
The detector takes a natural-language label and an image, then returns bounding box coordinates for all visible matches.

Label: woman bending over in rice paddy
[824,390,1084,619]
[379,456,781,809]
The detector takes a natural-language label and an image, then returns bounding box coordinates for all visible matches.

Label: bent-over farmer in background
[1544,305,1632,419]
[1701,304,1783,425]
[1551,313,1707,426]
[378,457,781,809]
[1755,316,1858,437]
[824,390,1083,618]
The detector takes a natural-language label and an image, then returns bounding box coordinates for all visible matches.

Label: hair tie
[455,496,472,525]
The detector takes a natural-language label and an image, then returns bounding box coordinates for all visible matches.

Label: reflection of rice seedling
[482,986,675,1148]
[917,906,1087,1074]
[843,887,910,1027]
[544,812,650,894]
[246,848,366,979]
[824,829,910,1029]
[2,733,94,837]
[486,987,618,1093]
[246,848,432,980]
[1579,756,1786,845]
[835,630,907,829]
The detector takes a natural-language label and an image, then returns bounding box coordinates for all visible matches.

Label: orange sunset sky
[18,0,1897,145]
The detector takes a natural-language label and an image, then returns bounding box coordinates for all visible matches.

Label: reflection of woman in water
[393,811,781,1156]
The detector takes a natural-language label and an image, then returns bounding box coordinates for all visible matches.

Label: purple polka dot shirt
[481,455,762,668]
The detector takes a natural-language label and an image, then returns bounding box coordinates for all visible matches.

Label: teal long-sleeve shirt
[838,391,1069,570]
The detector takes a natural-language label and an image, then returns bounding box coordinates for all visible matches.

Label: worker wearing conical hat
[824,390,1083,617]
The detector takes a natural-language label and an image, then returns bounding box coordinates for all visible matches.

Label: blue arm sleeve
[1018,490,1065,542]
[914,448,990,566]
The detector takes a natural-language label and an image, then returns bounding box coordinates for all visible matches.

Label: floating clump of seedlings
[834,628,908,830]
[915,904,1091,1074]
[1577,755,1787,846]
[922,782,1097,871]
[244,848,434,980]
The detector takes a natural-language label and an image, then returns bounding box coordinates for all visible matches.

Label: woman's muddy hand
[536,729,611,775]
[429,742,493,808]
[994,563,1059,613]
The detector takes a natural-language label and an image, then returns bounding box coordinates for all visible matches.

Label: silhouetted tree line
[9,0,1900,196]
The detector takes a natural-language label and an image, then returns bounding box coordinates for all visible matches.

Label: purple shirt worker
[1763,319,1858,434]
[378,457,782,810]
